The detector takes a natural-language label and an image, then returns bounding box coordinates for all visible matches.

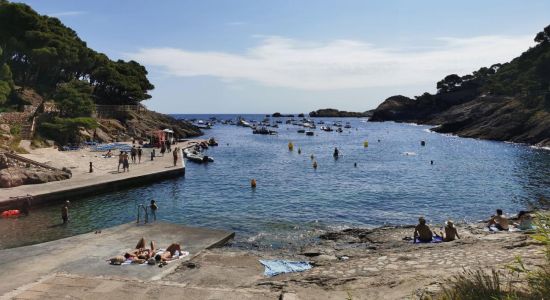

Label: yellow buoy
[363,141,369,148]
[313,161,318,169]
[251,179,257,188]
[288,142,294,151]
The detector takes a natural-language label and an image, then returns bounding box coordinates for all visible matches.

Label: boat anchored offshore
[305,131,314,136]
[252,127,277,135]
[183,148,214,163]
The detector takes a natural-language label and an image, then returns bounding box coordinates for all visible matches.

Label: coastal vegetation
[0,0,200,149]
[370,25,550,147]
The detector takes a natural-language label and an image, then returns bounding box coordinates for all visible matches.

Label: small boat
[183,148,214,163]
[321,126,333,132]
[336,128,343,133]
[253,127,277,135]
[344,123,351,129]
[297,129,305,133]
[305,131,314,136]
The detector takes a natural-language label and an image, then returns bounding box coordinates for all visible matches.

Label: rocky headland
[369,25,550,148]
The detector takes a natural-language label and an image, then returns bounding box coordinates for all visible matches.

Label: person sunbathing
[124,237,156,260]
[154,243,182,262]
[414,217,433,243]
[441,220,460,242]
[488,209,509,231]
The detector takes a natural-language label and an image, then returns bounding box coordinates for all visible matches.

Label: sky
[17,0,550,114]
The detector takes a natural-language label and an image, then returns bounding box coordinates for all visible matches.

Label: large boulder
[0,167,71,188]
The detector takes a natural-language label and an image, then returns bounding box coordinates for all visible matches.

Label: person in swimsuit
[441,220,460,242]
[488,209,509,231]
[414,217,433,243]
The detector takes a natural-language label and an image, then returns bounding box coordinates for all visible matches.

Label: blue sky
[18,0,550,113]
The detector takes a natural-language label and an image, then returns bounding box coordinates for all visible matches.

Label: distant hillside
[0,1,200,148]
[370,25,550,147]
[309,108,372,118]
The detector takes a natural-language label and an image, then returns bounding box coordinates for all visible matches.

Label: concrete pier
[0,140,207,211]
[0,222,235,297]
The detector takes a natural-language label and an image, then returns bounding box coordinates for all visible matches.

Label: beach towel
[259,259,312,277]
[413,236,443,244]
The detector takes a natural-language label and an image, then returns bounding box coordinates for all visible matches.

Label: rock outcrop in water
[309,108,372,118]
[370,25,550,148]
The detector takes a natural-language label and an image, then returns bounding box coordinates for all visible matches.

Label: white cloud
[127,35,533,91]
[49,11,86,17]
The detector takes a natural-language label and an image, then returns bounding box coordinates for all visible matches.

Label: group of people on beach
[109,237,183,266]
[413,208,534,243]
[487,208,533,231]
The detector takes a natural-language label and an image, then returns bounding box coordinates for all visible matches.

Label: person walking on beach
[130,146,137,164]
[172,147,179,166]
[123,151,130,172]
[150,200,158,221]
[61,201,70,224]
[137,146,143,163]
[151,149,155,161]
[117,151,124,172]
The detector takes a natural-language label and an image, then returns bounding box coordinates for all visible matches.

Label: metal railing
[136,204,149,224]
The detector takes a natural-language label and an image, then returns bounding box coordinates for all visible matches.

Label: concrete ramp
[0,222,234,297]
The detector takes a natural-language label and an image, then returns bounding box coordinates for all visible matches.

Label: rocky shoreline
[164,221,545,299]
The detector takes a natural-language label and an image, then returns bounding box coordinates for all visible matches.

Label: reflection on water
[1,115,549,250]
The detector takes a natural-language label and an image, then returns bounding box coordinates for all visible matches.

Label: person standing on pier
[117,151,124,172]
[137,146,143,163]
[61,201,70,224]
[161,142,166,156]
[172,147,179,166]
[130,146,137,164]
[123,151,130,172]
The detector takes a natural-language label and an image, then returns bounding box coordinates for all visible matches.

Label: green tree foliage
[0,1,153,103]
[0,47,13,104]
[53,80,94,117]
[39,117,97,145]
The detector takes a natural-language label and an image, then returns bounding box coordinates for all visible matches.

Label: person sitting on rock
[488,209,509,231]
[441,220,460,242]
[414,217,433,243]
[514,211,533,230]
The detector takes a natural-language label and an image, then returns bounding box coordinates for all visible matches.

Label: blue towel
[259,259,312,277]
[413,236,443,244]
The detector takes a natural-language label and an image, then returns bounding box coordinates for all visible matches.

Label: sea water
[1,114,549,250]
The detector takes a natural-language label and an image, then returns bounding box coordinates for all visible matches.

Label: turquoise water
[1,114,549,250]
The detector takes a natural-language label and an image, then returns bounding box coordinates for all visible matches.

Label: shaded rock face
[0,167,71,188]
[369,94,550,147]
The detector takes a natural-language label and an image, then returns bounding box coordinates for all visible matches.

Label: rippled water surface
[1,114,549,250]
